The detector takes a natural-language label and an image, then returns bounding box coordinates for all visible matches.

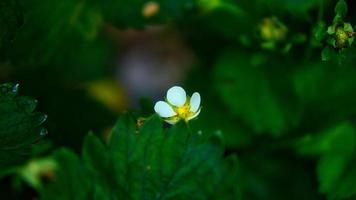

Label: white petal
[166,86,186,107]
[189,92,201,113]
[188,108,201,120]
[154,101,176,118]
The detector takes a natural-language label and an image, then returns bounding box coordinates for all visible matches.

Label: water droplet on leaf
[39,128,48,136]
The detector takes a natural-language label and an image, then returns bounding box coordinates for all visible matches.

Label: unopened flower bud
[327,22,354,48]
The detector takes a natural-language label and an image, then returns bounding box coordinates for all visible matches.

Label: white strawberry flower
[154,86,201,124]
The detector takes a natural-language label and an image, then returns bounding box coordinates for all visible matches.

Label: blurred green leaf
[186,66,253,149]
[0,83,46,175]
[321,47,332,61]
[198,0,249,42]
[313,23,327,43]
[18,157,57,190]
[210,155,241,199]
[7,0,112,82]
[91,0,146,28]
[321,46,339,61]
[296,122,356,199]
[240,0,324,20]
[293,62,356,126]
[213,50,301,136]
[40,149,91,200]
[334,0,347,19]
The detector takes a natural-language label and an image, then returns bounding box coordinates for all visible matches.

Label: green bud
[259,17,288,50]
[259,17,287,42]
[327,22,354,48]
[335,27,349,48]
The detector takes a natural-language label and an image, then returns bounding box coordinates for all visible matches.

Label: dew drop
[12,83,19,94]
[36,114,48,124]
[39,128,48,136]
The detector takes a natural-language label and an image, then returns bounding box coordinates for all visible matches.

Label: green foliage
[38,114,237,200]
[40,149,91,200]
[213,50,300,136]
[334,0,347,19]
[0,83,46,175]
[293,62,356,123]
[320,0,355,61]
[321,47,336,61]
[5,0,112,82]
[1,0,356,199]
[296,122,356,199]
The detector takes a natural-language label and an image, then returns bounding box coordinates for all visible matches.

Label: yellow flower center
[175,104,191,120]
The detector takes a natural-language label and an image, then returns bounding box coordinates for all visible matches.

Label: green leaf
[210,155,241,199]
[329,160,356,200]
[198,0,249,42]
[321,47,334,61]
[39,114,232,199]
[296,122,356,199]
[7,0,112,82]
[0,83,47,174]
[186,65,253,149]
[313,23,326,42]
[82,132,112,195]
[91,0,146,28]
[334,0,347,18]
[40,149,92,200]
[213,50,301,136]
[293,62,356,125]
